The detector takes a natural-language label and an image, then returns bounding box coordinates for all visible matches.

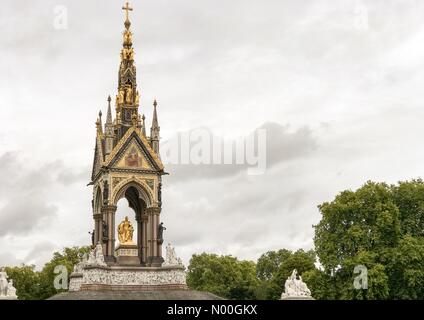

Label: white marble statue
[86,242,107,267]
[94,242,107,266]
[73,253,88,273]
[281,269,312,299]
[163,243,184,267]
[7,279,17,298]
[0,269,8,296]
[0,269,18,300]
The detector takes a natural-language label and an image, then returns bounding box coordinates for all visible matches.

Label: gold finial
[122,2,133,22]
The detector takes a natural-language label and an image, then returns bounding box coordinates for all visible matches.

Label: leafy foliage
[186,249,317,300]
[256,249,316,299]
[314,180,424,300]
[3,246,90,300]
[187,253,258,300]
[4,265,42,300]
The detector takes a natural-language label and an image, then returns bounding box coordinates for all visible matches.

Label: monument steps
[49,290,223,300]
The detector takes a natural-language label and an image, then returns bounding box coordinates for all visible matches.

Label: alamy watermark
[161,128,267,175]
[353,0,369,31]
[353,264,368,290]
[53,5,68,30]
[53,265,68,290]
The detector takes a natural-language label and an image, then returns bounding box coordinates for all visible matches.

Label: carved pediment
[105,127,163,172]
[114,140,153,170]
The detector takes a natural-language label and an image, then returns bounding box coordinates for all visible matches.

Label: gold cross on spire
[122,2,133,21]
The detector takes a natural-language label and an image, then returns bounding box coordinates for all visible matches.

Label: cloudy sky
[1,0,424,268]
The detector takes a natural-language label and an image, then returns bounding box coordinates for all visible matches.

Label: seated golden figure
[117,216,135,244]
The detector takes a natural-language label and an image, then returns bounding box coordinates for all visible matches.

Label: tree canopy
[4,246,90,300]
[256,249,316,299]
[186,249,317,300]
[186,253,258,300]
[313,180,424,299]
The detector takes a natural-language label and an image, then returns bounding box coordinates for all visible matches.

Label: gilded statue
[115,95,120,111]
[118,89,125,104]
[121,48,134,60]
[117,216,134,244]
[121,48,129,60]
[123,31,132,44]
[126,87,133,104]
[128,48,134,60]
[135,91,140,105]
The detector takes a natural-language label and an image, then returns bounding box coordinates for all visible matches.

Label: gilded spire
[116,1,138,134]
[122,2,133,48]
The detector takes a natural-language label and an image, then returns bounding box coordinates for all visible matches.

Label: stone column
[135,213,142,264]
[141,214,148,266]
[102,205,117,263]
[93,213,102,246]
[146,206,163,267]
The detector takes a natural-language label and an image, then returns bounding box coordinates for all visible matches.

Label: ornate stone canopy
[89,2,165,269]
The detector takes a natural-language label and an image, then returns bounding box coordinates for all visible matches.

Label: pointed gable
[105,127,163,172]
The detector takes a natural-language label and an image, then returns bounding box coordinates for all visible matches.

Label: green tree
[4,265,42,300]
[256,249,291,281]
[314,180,424,300]
[4,246,90,300]
[256,249,316,300]
[187,253,258,300]
[39,246,90,299]
[302,268,339,300]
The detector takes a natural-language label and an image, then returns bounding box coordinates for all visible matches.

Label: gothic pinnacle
[106,96,113,126]
[152,100,158,129]
[97,110,103,135]
[142,114,146,136]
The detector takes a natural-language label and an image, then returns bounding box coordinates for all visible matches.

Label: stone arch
[111,178,154,208]
[111,178,156,266]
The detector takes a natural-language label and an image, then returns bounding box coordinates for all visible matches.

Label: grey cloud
[0,252,21,268]
[24,241,56,268]
[0,152,88,237]
[0,194,58,237]
[25,241,56,261]
[0,242,56,268]
[56,165,90,186]
[261,122,317,166]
